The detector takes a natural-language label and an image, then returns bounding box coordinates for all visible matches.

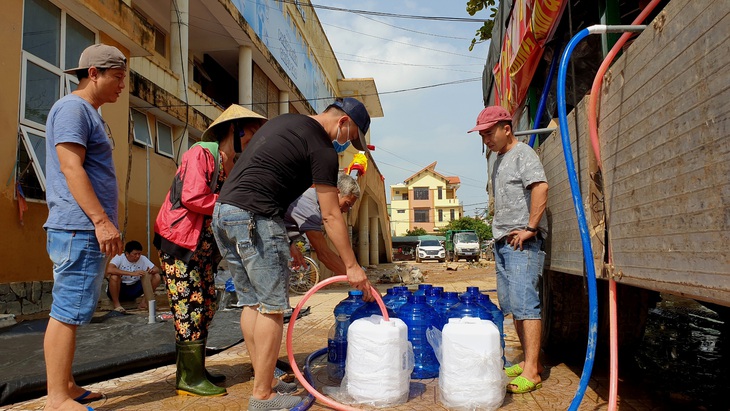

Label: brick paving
[4,262,664,411]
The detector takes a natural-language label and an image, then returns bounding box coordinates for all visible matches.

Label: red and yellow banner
[493,0,566,114]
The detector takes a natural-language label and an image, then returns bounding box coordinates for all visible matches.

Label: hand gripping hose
[286,276,389,411]
[557,23,646,411]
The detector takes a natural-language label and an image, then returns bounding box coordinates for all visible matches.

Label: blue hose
[556,27,599,411]
[289,347,328,411]
[528,43,561,148]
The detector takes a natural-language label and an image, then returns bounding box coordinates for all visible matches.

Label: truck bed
[540,0,729,305]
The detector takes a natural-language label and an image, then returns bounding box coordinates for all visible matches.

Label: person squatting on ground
[212,97,375,411]
[153,104,266,397]
[468,106,549,394]
[285,172,361,273]
[106,240,161,312]
[42,44,126,411]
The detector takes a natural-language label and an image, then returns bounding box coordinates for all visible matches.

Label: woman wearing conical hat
[154,105,266,396]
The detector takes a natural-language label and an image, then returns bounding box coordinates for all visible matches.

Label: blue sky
[313,1,492,217]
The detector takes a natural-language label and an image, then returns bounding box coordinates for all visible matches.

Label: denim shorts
[212,203,291,314]
[494,238,546,320]
[46,229,107,325]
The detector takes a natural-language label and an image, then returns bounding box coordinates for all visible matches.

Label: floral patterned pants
[159,247,218,341]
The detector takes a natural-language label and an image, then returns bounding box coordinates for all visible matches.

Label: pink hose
[286,275,389,411]
[587,1,662,408]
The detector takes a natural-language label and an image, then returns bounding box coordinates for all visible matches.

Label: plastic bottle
[350,301,397,323]
[414,283,432,296]
[432,291,460,329]
[327,313,349,380]
[480,293,506,366]
[395,294,440,379]
[333,290,366,320]
[379,288,398,307]
[445,293,493,323]
[425,286,444,306]
[386,289,412,311]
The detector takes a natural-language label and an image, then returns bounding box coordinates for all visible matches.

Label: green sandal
[507,376,542,394]
[504,364,523,378]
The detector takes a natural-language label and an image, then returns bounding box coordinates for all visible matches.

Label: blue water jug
[414,284,432,296]
[446,293,493,322]
[379,288,398,307]
[396,294,440,379]
[350,301,397,323]
[327,313,349,380]
[386,289,412,311]
[425,286,443,306]
[480,293,506,366]
[334,290,366,320]
[432,291,460,329]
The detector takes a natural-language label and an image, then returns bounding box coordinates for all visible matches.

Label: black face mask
[233,122,244,153]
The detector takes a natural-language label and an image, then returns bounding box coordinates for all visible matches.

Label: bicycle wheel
[289,256,321,294]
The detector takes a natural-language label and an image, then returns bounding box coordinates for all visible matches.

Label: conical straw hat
[201,104,267,142]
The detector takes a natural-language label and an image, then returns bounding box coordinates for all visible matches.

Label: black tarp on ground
[0,307,309,405]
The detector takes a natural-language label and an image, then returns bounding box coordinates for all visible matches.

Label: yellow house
[0,0,391,316]
[389,162,464,236]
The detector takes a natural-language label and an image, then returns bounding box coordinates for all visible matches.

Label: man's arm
[305,230,347,275]
[509,181,548,250]
[57,142,122,256]
[315,184,373,301]
[106,262,144,277]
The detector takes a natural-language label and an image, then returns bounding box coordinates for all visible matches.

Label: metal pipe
[513,127,557,136]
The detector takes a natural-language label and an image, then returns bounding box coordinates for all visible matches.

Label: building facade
[1,0,391,316]
[389,162,463,236]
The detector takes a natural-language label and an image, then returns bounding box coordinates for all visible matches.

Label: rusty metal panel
[540,98,604,277]
[543,0,730,305]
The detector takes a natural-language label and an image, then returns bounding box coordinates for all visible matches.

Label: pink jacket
[154,144,219,262]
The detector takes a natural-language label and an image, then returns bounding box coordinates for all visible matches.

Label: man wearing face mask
[212,97,374,411]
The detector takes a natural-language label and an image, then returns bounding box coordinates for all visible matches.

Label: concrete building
[1,0,391,316]
[389,162,463,236]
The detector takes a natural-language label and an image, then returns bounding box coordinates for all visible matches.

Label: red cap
[467,106,512,133]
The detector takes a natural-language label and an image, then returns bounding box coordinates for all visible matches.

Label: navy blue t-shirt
[218,113,338,217]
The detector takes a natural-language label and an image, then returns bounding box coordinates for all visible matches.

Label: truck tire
[541,270,658,365]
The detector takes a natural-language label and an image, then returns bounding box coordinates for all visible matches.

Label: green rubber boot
[175,340,227,396]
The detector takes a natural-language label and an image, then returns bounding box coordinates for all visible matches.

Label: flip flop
[504,363,523,378]
[113,306,127,314]
[86,407,94,411]
[507,376,542,394]
[74,390,105,404]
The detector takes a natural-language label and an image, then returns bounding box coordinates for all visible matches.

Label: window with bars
[414,209,429,223]
[413,187,429,200]
[17,0,96,200]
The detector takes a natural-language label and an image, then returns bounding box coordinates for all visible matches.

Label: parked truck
[444,230,481,262]
[482,0,729,360]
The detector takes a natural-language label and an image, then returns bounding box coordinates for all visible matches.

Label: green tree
[404,227,427,237]
[444,216,493,242]
[466,0,498,51]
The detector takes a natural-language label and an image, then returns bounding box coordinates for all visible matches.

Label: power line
[321,22,483,61]
[375,146,487,186]
[284,0,492,23]
[356,14,472,40]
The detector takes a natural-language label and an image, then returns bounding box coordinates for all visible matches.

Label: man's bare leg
[512,319,543,386]
[44,319,86,411]
[249,311,284,400]
[108,276,123,309]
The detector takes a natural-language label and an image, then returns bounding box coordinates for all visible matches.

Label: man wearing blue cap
[212,97,374,410]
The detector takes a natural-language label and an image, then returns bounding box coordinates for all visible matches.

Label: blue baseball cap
[330,97,371,150]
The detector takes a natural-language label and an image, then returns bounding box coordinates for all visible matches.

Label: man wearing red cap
[468,106,548,394]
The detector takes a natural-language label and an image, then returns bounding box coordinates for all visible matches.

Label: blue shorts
[107,280,143,301]
[494,238,546,320]
[46,229,107,325]
[212,203,291,314]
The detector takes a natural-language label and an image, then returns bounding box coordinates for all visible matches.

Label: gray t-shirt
[491,142,548,240]
[284,187,323,239]
[44,94,118,230]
